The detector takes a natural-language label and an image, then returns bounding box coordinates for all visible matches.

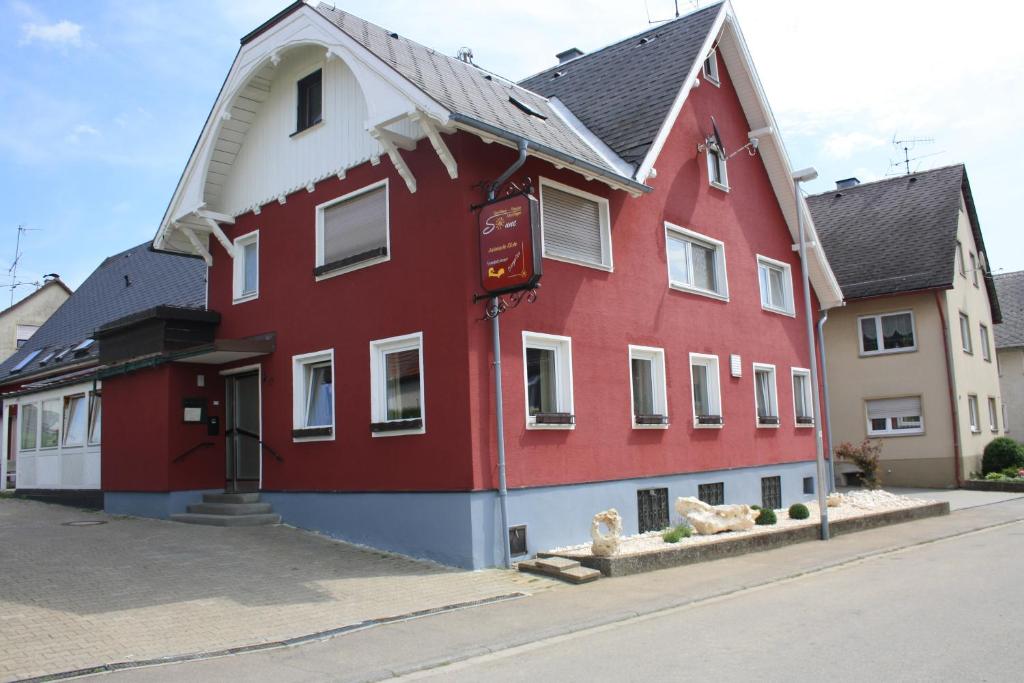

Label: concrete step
[518,557,600,584]
[187,502,273,515]
[202,492,261,504]
[535,556,580,572]
[170,513,281,527]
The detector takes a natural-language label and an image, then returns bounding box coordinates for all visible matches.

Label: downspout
[489,139,528,569]
[935,290,964,487]
[816,310,835,492]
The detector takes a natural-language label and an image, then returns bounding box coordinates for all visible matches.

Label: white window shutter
[323,186,387,265]
[542,185,604,266]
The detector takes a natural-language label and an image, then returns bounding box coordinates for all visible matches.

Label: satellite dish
[710,115,725,154]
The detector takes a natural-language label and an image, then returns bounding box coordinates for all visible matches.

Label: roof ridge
[994,270,1024,279]
[517,1,724,84]
[807,163,965,198]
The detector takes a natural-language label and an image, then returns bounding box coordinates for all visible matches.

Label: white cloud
[20,19,83,47]
[822,132,887,160]
[65,123,99,144]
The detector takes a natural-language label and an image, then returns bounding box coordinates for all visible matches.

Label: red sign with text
[478,193,542,296]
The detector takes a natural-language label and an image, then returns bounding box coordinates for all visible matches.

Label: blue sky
[2,0,1021,303]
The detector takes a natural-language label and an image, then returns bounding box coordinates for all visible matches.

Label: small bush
[985,472,1007,481]
[662,523,693,543]
[981,437,1024,475]
[835,439,883,489]
[1000,466,1024,479]
[788,503,810,520]
[755,507,777,525]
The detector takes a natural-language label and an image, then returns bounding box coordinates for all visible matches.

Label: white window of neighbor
[292,349,334,440]
[40,398,60,449]
[666,224,728,300]
[753,363,779,427]
[859,311,916,355]
[370,333,425,436]
[960,313,973,354]
[315,180,389,279]
[629,345,668,428]
[970,252,979,287]
[706,145,728,190]
[87,392,101,445]
[539,177,613,271]
[757,256,794,315]
[957,241,966,277]
[61,394,87,447]
[988,397,999,432]
[967,394,980,433]
[19,403,38,450]
[866,397,924,437]
[522,332,575,429]
[792,368,813,427]
[980,324,992,362]
[15,324,39,349]
[690,353,723,428]
[702,49,720,85]
[232,230,259,303]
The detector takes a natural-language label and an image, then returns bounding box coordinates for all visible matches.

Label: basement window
[296,68,323,134]
[690,353,722,428]
[523,331,574,429]
[315,180,389,279]
[292,349,334,440]
[761,476,782,510]
[370,332,425,436]
[629,345,668,428]
[698,482,725,506]
[702,49,720,85]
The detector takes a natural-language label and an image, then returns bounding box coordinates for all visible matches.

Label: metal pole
[817,311,836,492]
[795,178,830,540]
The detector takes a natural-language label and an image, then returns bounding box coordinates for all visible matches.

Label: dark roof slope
[994,271,1024,348]
[519,2,722,167]
[0,242,206,384]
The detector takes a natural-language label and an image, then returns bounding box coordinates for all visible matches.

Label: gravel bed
[550,489,935,559]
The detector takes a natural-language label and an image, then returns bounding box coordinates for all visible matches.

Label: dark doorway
[225,371,261,493]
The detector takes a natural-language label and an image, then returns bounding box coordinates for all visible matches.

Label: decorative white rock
[591,508,623,557]
[674,497,758,535]
[827,492,844,508]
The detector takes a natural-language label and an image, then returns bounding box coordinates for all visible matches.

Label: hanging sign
[478,192,542,296]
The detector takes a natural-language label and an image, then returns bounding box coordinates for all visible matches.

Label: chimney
[835,177,860,190]
[556,48,584,64]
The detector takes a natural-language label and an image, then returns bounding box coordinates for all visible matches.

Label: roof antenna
[646,0,696,23]
[887,134,941,176]
[6,224,42,307]
[456,47,474,64]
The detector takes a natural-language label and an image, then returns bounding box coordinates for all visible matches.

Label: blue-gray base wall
[105,462,817,569]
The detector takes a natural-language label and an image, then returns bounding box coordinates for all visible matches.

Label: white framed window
[522,332,574,429]
[292,349,334,440]
[988,396,999,432]
[665,223,728,300]
[980,324,992,362]
[315,180,389,280]
[957,241,965,277]
[967,394,980,433]
[370,332,425,437]
[859,311,916,356]
[88,392,101,445]
[959,313,972,354]
[15,324,38,349]
[690,353,722,428]
[753,363,779,427]
[628,345,668,428]
[19,403,38,450]
[866,396,924,437]
[970,252,979,287]
[757,255,794,315]
[232,230,259,303]
[40,398,60,449]
[539,177,612,271]
[792,368,813,427]
[706,145,728,190]
[702,49,720,85]
[61,394,87,447]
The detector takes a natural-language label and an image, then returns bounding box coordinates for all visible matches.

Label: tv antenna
[888,134,941,175]
[7,224,43,307]
[646,0,697,23]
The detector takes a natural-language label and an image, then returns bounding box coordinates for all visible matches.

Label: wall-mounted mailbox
[183,397,206,423]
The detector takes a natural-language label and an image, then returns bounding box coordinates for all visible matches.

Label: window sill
[703,74,720,87]
[970,428,981,434]
[232,292,259,305]
[756,422,781,429]
[709,181,730,193]
[668,282,729,302]
[371,419,425,437]
[795,423,815,429]
[290,119,324,139]
[292,426,333,442]
[314,250,389,281]
[527,422,575,431]
[693,422,724,430]
[867,431,924,438]
[542,253,613,273]
[633,422,670,430]
[761,304,795,318]
[859,346,918,358]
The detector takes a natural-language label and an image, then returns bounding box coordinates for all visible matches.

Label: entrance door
[225,371,261,492]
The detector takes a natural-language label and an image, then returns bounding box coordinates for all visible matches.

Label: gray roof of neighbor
[994,271,1024,348]
[807,164,1000,323]
[519,2,722,167]
[0,242,207,384]
[313,3,634,182]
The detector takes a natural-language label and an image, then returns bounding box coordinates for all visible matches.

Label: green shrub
[662,523,693,543]
[755,507,777,525]
[1000,466,1024,479]
[835,439,883,489]
[981,437,1024,475]
[788,503,810,520]
[985,472,1007,481]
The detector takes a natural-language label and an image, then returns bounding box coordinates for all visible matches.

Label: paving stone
[561,566,601,584]
[535,556,580,571]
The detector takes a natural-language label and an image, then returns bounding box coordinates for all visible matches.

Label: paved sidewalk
[886,486,1024,510]
[0,499,559,682]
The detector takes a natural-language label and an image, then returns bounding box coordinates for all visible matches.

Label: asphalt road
[409,521,1024,682]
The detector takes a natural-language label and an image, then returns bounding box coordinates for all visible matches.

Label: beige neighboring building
[994,271,1023,436]
[0,280,72,364]
[809,165,1003,488]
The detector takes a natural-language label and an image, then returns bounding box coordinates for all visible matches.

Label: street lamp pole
[793,167,830,541]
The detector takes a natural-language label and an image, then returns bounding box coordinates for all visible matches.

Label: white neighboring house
[0,279,71,364]
[994,271,1024,437]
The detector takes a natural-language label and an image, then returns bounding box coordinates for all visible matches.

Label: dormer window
[296,69,322,134]
[707,144,728,190]
[703,49,720,86]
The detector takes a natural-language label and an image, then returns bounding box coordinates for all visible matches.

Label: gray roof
[994,271,1024,348]
[519,2,723,167]
[313,3,636,184]
[0,242,207,384]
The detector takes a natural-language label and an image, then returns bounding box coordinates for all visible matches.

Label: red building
[95,1,841,567]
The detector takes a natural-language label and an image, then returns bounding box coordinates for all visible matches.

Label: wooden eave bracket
[412,112,458,180]
[370,127,417,193]
[179,226,213,266]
